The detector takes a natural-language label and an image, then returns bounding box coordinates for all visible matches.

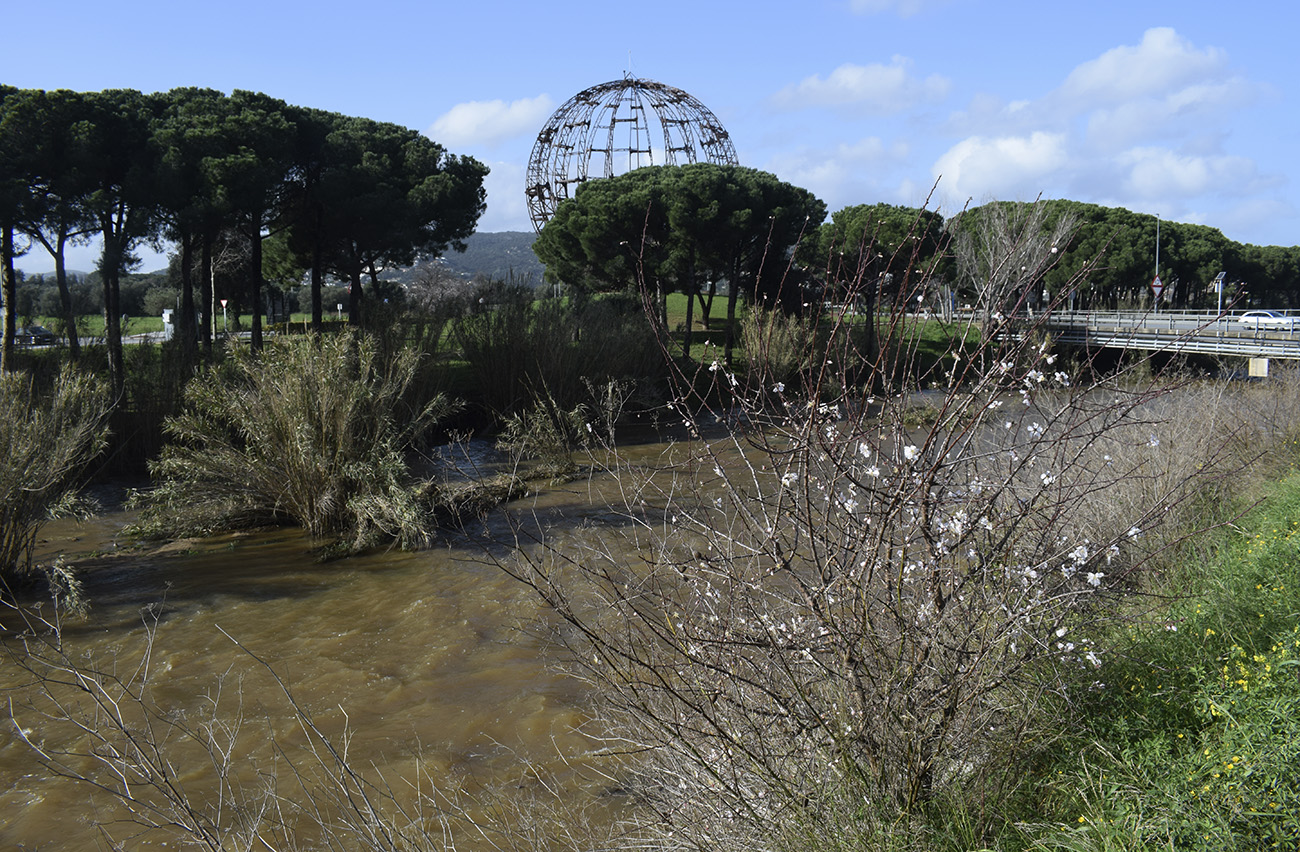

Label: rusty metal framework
[525,76,738,232]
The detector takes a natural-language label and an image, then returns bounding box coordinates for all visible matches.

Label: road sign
[1151,275,1163,297]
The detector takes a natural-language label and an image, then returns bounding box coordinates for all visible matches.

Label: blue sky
[5,0,1297,273]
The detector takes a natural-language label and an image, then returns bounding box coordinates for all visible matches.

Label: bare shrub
[495,226,1244,851]
[0,366,110,584]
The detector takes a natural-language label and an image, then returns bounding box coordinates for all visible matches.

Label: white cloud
[1082,78,1257,151]
[929,27,1274,220]
[427,95,554,149]
[768,137,907,184]
[948,27,1258,144]
[1060,27,1228,107]
[1118,147,1260,199]
[765,136,914,213]
[772,57,950,114]
[475,160,532,232]
[1215,198,1296,246]
[931,132,1068,202]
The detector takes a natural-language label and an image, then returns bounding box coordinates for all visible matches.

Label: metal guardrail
[1025,310,1300,360]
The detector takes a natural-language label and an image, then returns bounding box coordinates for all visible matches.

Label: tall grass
[452,287,664,469]
[0,366,110,585]
[453,286,662,423]
[133,331,458,552]
[1017,424,1300,851]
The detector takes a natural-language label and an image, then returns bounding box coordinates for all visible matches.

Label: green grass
[1014,469,1300,851]
[660,292,982,368]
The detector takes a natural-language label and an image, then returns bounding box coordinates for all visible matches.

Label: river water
[0,444,672,850]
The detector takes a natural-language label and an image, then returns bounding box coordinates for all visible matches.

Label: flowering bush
[499,228,1233,850]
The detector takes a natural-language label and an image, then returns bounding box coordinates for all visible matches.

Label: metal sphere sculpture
[525,76,738,232]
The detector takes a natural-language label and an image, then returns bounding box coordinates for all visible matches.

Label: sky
[5,0,1298,274]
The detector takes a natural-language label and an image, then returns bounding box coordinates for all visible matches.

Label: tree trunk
[696,279,717,329]
[310,205,323,334]
[683,281,695,361]
[102,245,125,399]
[179,231,197,355]
[200,234,213,353]
[724,263,740,366]
[1,226,16,374]
[52,236,81,360]
[248,220,264,351]
[348,267,364,327]
[682,255,698,359]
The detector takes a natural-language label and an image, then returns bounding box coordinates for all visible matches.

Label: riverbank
[1014,467,1300,850]
[7,342,1300,850]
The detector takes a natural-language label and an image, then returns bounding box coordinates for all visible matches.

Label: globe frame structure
[525,76,738,232]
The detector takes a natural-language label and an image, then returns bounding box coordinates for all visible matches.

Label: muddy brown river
[0,443,675,850]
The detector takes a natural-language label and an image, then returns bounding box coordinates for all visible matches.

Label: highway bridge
[1027,310,1300,362]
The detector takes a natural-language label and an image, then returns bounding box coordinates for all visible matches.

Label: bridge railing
[1019,308,1300,359]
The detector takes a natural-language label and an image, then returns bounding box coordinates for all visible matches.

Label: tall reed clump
[0,366,110,585]
[133,331,458,552]
[741,305,815,392]
[454,285,662,463]
[496,215,1249,852]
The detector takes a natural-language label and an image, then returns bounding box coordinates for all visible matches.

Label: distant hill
[387,230,545,286]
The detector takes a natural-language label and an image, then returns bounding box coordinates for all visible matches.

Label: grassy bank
[1006,460,1300,850]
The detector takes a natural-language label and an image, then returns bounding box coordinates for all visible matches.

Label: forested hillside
[392,231,543,285]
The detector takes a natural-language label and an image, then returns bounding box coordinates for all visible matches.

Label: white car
[1236,310,1300,330]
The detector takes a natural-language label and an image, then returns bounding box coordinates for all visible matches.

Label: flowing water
[0,442,680,850]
